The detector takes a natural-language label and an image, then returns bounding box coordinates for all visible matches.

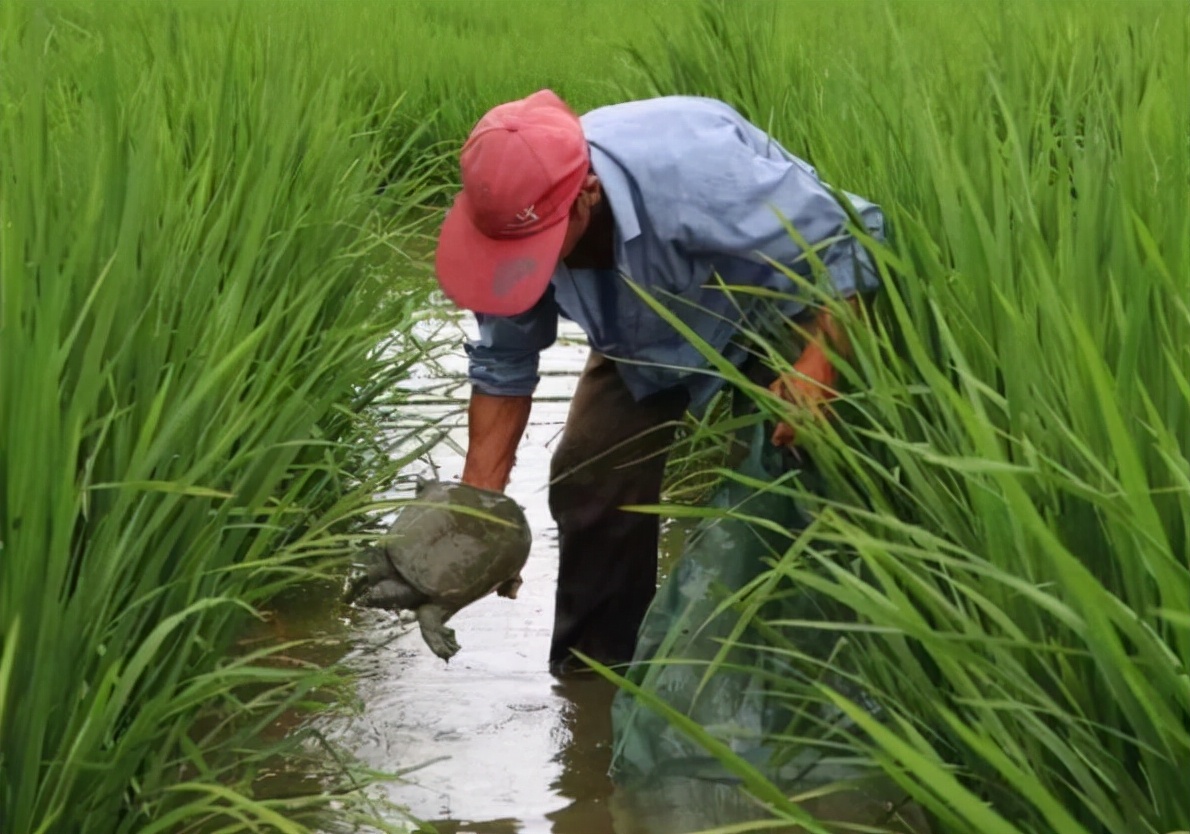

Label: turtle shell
[380,480,532,607]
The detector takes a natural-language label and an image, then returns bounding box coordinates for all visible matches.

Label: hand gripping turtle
[345,478,532,661]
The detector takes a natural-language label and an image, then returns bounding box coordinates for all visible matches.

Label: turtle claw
[426,627,460,661]
[417,605,460,661]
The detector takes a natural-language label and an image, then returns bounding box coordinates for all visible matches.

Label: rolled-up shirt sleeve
[670,115,886,299]
[464,285,559,397]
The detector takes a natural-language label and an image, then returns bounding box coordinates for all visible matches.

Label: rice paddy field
[1,0,1188,832]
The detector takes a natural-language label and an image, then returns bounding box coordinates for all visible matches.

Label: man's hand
[768,297,859,447]
[769,348,838,447]
[460,392,532,491]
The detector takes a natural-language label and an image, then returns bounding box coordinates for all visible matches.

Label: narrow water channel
[330,314,623,832]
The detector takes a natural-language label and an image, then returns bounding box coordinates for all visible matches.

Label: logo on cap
[509,205,540,228]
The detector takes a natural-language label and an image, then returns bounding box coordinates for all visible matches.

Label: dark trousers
[547,350,778,674]
[547,351,689,672]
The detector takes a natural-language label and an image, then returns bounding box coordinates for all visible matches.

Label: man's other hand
[768,350,838,447]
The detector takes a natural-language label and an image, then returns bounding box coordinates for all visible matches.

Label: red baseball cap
[434,90,589,317]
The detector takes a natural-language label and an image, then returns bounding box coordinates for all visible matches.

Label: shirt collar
[587,142,642,244]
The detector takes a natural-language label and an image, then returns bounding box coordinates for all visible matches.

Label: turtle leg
[345,545,428,612]
[355,578,427,612]
[496,573,523,600]
[416,604,460,661]
[346,547,385,601]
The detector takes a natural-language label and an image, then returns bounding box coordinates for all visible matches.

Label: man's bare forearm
[460,391,532,492]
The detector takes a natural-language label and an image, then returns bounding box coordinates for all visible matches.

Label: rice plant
[7,0,1186,831]
[0,2,449,831]
[605,2,1190,832]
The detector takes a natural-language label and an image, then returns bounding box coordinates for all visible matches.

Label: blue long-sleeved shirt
[463,95,886,414]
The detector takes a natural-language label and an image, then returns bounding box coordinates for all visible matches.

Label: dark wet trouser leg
[547,351,690,675]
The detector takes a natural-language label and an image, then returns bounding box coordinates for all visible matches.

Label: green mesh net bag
[608,419,883,789]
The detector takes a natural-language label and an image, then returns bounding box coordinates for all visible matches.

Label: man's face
[558,175,602,261]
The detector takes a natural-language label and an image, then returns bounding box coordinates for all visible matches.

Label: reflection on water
[544,678,617,833]
[403,677,619,834]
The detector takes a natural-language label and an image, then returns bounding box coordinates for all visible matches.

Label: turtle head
[413,473,439,497]
[342,543,389,604]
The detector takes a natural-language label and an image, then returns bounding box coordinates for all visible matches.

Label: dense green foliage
[2,0,1187,832]
[606,3,1190,834]
[0,2,445,831]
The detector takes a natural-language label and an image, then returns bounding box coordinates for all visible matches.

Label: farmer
[433,90,885,677]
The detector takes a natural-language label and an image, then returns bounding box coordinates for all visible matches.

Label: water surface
[327,318,626,833]
[261,315,929,834]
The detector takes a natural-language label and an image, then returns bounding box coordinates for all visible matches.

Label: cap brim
[434,192,567,317]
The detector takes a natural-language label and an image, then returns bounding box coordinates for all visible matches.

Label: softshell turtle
[346,478,532,661]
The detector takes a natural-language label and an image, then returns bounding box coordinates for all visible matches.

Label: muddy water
[277,314,796,834]
[266,313,926,834]
[329,315,623,833]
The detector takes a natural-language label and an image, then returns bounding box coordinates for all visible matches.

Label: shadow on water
[244,317,930,834]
